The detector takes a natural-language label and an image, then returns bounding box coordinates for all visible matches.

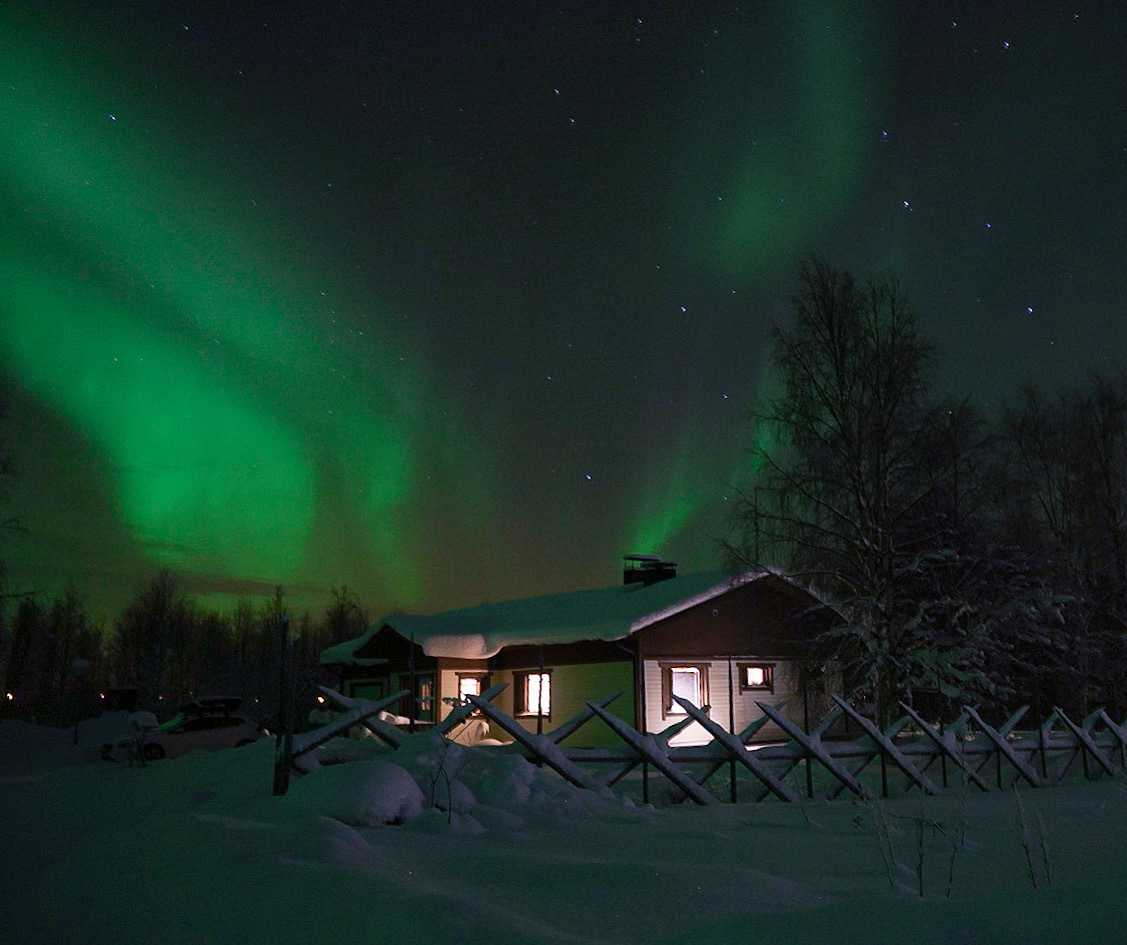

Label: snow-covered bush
[286,759,425,827]
[294,730,633,832]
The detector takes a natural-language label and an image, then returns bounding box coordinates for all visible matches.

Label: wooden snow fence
[287,685,1127,805]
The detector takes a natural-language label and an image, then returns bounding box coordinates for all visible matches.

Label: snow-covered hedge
[290,730,634,833]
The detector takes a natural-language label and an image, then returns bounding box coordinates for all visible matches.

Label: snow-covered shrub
[393,731,477,817]
[286,759,425,827]
[290,731,635,832]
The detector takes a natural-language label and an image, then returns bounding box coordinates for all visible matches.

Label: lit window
[661,663,709,717]
[457,673,486,703]
[515,671,551,716]
[671,667,701,707]
[739,663,775,693]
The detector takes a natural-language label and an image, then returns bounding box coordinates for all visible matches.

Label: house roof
[322,568,814,664]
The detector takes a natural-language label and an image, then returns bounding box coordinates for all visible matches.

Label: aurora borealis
[2,2,1126,620]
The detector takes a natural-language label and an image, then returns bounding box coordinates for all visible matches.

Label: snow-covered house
[321,557,839,747]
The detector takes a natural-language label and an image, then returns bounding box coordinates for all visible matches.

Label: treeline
[0,572,369,727]
[728,258,1127,723]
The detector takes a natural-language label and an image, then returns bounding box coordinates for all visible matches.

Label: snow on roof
[323,569,782,664]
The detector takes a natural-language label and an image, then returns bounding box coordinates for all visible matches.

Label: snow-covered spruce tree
[725,259,1001,722]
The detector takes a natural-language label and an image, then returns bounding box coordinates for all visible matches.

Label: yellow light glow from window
[526,673,550,715]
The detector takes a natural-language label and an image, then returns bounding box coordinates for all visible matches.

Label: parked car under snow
[101,697,269,762]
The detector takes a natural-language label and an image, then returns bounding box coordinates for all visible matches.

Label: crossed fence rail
[281,684,1127,805]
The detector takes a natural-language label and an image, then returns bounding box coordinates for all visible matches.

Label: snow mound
[0,719,75,755]
[287,759,425,827]
[73,711,136,748]
[297,730,635,833]
[281,815,395,869]
[0,719,103,774]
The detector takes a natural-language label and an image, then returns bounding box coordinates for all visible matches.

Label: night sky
[2,2,1125,621]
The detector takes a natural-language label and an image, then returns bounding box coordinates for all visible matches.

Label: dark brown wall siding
[634,577,832,659]
[491,638,634,670]
[353,625,436,670]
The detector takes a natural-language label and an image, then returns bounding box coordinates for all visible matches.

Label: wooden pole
[272,615,293,796]
[536,645,545,736]
[727,659,736,802]
[408,633,416,734]
[1038,714,1049,780]
[753,486,760,561]
[802,661,814,799]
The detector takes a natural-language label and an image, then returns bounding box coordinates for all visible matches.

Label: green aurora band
[1,2,875,610]
[0,24,427,600]
[633,1,873,555]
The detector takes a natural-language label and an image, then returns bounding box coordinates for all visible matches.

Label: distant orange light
[5,692,13,701]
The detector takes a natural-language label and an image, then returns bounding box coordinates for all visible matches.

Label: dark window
[349,680,389,702]
[738,663,775,693]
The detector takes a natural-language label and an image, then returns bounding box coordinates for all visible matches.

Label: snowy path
[3,722,1127,944]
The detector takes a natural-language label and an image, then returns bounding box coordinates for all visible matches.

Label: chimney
[623,554,678,586]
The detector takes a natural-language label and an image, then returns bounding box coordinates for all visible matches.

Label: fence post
[407,634,416,734]
[272,616,294,797]
[727,659,737,803]
[802,661,814,799]
[939,711,948,789]
[1038,717,1048,780]
[536,645,545,736]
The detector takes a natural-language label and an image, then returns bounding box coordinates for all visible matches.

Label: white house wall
[641,657,800,746]
[440,662,635,748]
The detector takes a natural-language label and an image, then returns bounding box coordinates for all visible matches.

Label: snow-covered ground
[3,716,1126,944]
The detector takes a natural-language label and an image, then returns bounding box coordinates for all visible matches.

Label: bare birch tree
[726,259,997,719]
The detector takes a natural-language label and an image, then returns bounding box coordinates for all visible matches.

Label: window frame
[659,661,710,719]
[513,669,552,719]
[397,672,436,723]
[738,662,775,693]
[455,672,489,712]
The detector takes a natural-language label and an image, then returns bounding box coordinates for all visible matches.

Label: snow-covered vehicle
[101,697,269,762]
